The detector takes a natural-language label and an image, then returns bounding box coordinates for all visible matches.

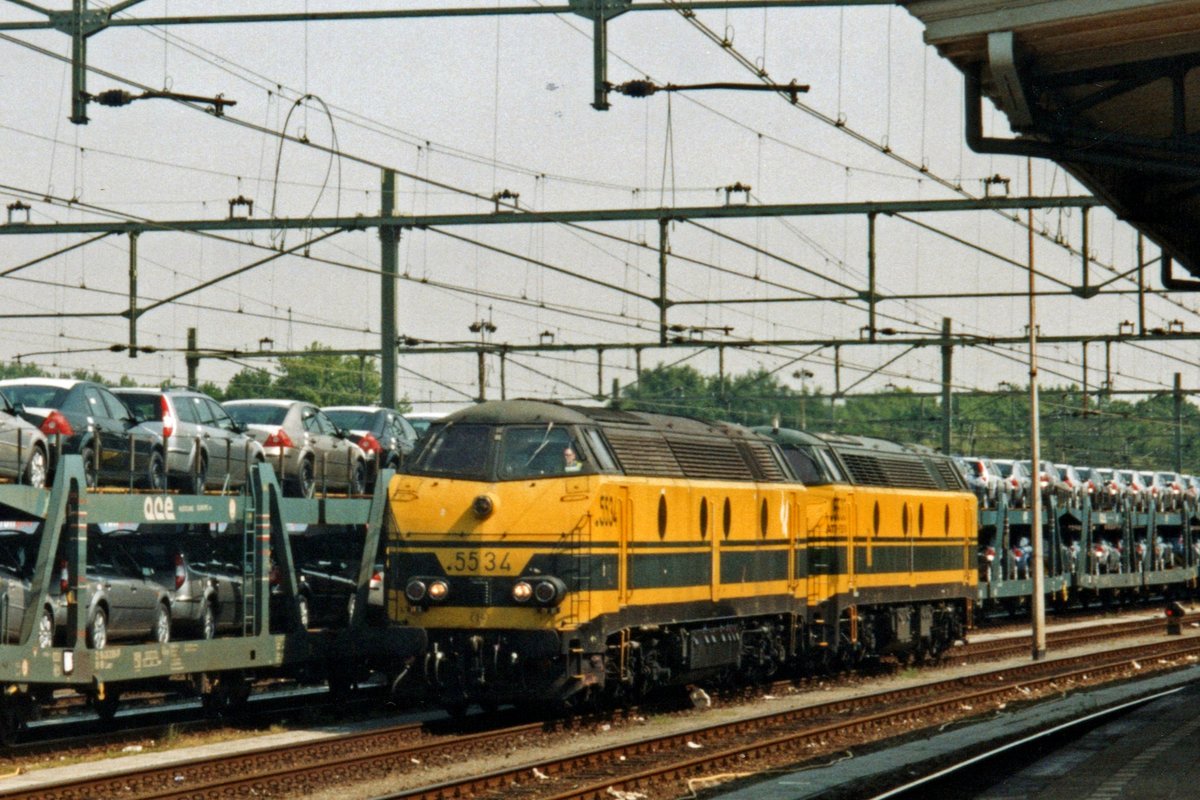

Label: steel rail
[10,634,1194,800]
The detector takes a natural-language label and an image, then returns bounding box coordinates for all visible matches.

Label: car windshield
[2,384,67,409]
[407,423,494,480]
[325,410,374,431]
[407,416,442,435]
[226,404,287,426]
[119,393,162,423]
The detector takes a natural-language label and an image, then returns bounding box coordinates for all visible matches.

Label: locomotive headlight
[405,579,427,603]
[473,493,497,519]
[534,577,567,606]
[512,580,533,603]
[427,579,449,601]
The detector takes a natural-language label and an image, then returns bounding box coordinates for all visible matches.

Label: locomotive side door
[788,491,803,593]
[616,486,630,606]
[805,487,838,610]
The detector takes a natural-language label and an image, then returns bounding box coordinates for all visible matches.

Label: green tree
[618,363,798,426]
[618,364,719,418]
[0,361,48,380]
[274,344,382,406]
[223,366,276,400]
[206,345,413,411]
[197,380,227,402]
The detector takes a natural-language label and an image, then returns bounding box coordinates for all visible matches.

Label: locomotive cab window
[499,425,586,480]
[581,428,618,473]
[782,445,840,485]
[408,423,495,480]
[815,448,845,482]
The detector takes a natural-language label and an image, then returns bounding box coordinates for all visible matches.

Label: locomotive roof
[444,400,766,441]
[758,426,946,457]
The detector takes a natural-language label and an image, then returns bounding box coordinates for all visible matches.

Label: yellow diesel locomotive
[385,400,975,712]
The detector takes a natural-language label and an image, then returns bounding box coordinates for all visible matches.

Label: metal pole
[186,327,198,387]
[658,219,669,345]
[832,345,841,427]
[476,349,486,403]
[597,349,604,400]
[499,349,507,400]
[1137,232,1146,336]
[128,231,138,358]
[1081,207,1089,293]
[1104,340,1112,397]
[718,345,726,406]
[868,212,877,341]
[591,8,610,111]
[1175,372,1184,473]
[1029,161,1046,661]
[1082,342,1089,412]
[380,169,399,408]
[941,318,952,454]
[70,0,90,124]
[834,345,842,396]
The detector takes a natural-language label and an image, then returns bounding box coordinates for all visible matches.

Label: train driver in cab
[500,425,585,478]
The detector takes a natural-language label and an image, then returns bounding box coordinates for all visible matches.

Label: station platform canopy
[902,0,1200,287]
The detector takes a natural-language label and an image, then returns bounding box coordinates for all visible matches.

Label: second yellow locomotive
[386,400,975,712]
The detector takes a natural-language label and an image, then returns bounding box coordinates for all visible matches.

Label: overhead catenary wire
[4,11,1195,400]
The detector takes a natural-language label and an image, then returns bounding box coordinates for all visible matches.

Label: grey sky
[0,1,1193,411]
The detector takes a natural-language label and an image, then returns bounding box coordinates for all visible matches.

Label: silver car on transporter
[221,400,368,498]
[0,392,48,489]
[113,387,265,494]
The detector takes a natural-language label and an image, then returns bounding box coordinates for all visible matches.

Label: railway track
[387,637,1200,800]
[8,632,1197,800]
[954,617,1169,662]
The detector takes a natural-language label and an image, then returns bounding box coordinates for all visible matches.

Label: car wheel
[80,446,98,489]
[24,445,47,489]
[347,593,357,626]
[200,602,216,641]
[297,594,310,630]
[36,607,54,649]
[146,450,167,491]
[154,603,171,644]
[349,460,366,496]
[87,607,107,650]
[297,458,315,499]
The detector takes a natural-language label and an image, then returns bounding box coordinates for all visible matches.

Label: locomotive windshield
[499,424,582,479]
[780,444,840,485]
[407,421,591,481]
[408,423,494,480]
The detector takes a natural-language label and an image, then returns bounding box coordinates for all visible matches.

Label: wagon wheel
[0,690,26,745]
[90,688,120,722]
[202,672,250,717]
